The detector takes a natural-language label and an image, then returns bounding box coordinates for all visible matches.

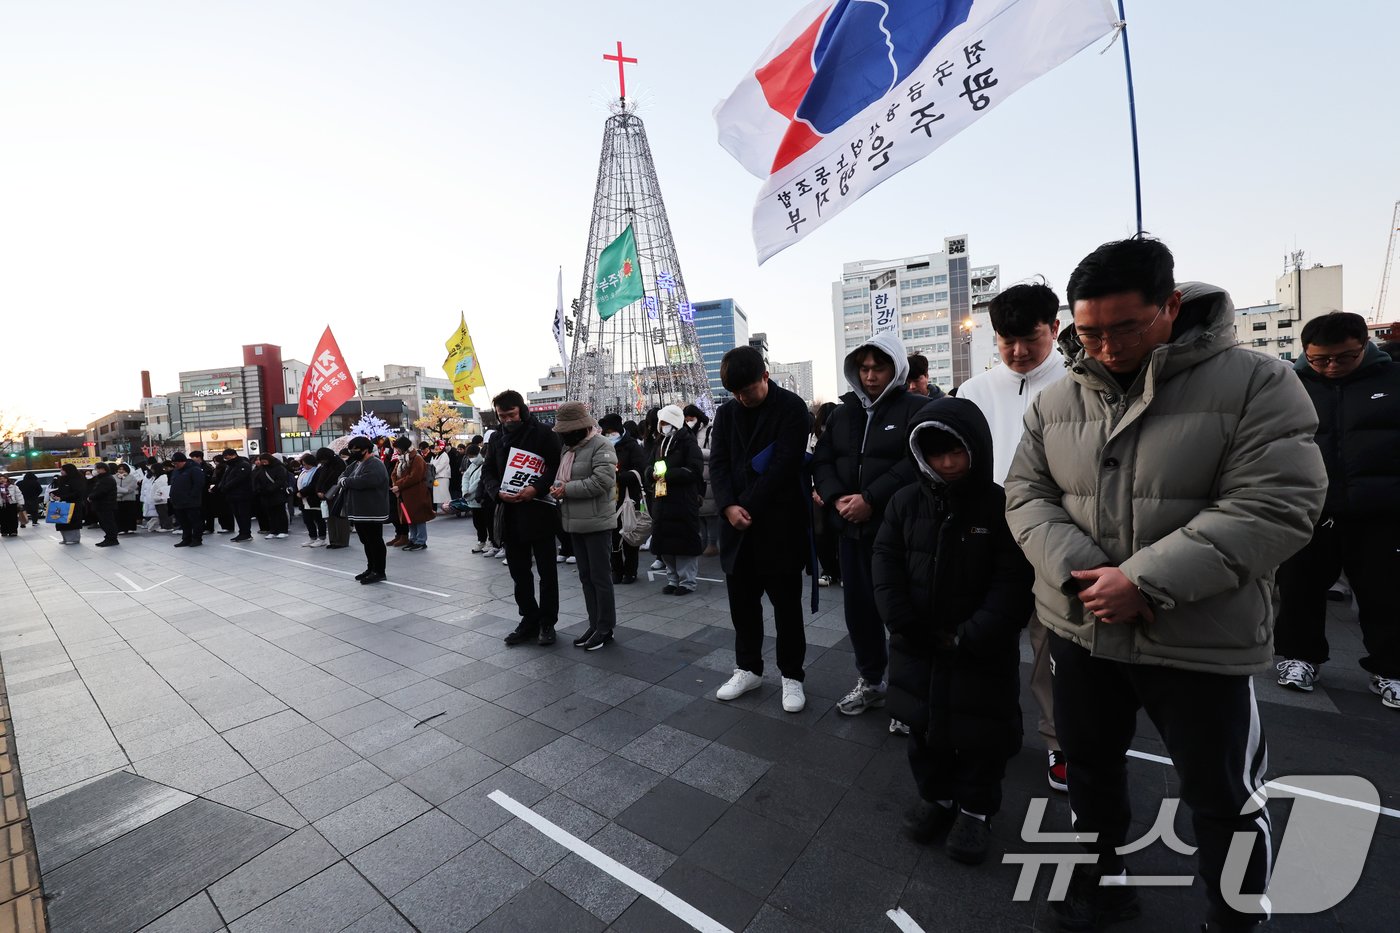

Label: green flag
[595,224,645,321]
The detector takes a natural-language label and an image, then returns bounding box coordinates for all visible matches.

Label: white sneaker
[264,534,277,540]
[1276,659,1318,692]
[781,678,806,713]
[500,556,509,565]
[1370,675,1400,709]
[716,669,762,701]
[650,558,665,571]
[888,719,911,736]
[312,539,326,547]
[566,556,577,565]
[301,540,316,547]
[274,533,289,539]
[556,554,565,563]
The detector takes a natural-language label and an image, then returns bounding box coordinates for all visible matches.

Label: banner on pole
[298,327,356,433]
[715,0,1119,263]
[553,266,570,368]
[442,313,486,403]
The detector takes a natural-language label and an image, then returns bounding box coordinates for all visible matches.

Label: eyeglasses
[1072,306,1165,351]
[1304,349,1363,368]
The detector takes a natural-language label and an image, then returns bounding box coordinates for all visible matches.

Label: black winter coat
[217,456,253,497]
[312,455,344,503]
[872,397,1033,753]
[87,473,118,513]
[647,427,704,556]
[614,435,647,507]
[1294,344,1400,518]
[710,382,811,576]
[481,414,561,543]
[812,383,935,541]
[340,454,391,523]
[254,460,289,503]
[168,464,205,509]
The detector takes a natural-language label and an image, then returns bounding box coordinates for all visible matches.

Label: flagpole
[1116,0,1143,235]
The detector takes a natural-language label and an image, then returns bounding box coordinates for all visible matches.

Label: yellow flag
[442,312,485,402]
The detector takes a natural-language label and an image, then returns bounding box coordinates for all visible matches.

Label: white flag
[553,266,569,369]
[714,0,1119,263]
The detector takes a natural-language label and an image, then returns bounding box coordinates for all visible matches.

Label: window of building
[1280,352,1295,361]
[1276,319,1292,329]
[935,274,948,285]
[934,290,949,302]
[843,287,868,299]
[1252,321,1267,332]
[934,324,950,336]
[904,327,933,339]
[1252,338,1269,347]
[1277,337,1294,346]
[933,342,951,353]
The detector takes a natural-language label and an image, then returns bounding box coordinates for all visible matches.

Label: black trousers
[572,530,616,635]
[354,522,386,574]
[726,568,805,681]
[611,530,639,578]
[482,499,500,547]
[261,495,289,535]
[227,496,253,536]
[908,724,1008,817]
[175,507,203,544]
[0,505,18,536]
[1050,634,1271,926]
[838,535,887,684]
[470,508,490,544]
[505,535,559,634]
[95,507,118,542]
[117,500,141,532]
[302,507,327,540]
[1275,517,1400,678]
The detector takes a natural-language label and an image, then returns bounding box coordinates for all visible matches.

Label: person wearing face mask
[339,436,392,584]
[648,405,705,595]
[482,390,562,646]
[683,404,719,557]
[549,402,618,650]
[599,413,645,584]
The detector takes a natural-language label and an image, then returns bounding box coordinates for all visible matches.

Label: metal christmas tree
[565,43,711,417]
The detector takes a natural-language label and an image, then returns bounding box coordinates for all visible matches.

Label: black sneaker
[355,569,371,580]
[359,572,386,585]
[231,534,252,542]
[945,811,990,864]
[674,587,694,597]
[504,629,536,647]
[1054,864,1141,931]
[95,539,118,547]
[581,630,610,651]
[620,575,636,584]
[662,584,677,594]
[538,627,556,646]
[903,799,956,844]
[572,628,597,648]
[174,541,191,548]
[188,541,203,547]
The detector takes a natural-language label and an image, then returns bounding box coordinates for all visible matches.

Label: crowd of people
[3,235,1394,931]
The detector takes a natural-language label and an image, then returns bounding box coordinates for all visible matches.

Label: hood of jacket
[1057,282,1237,392]
[905,397,995,493]
[844,330,910,410]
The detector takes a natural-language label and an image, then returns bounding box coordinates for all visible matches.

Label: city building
[357,364,474,425]
[273,399,408,455]
[140,397,172,456]
[169,365,270,456]
[692,299,750,404]
[769,360,814,403]
[85,410,146,460]
[830,236,1001,393]
[1370,320,1399,344]
[1236,259,1343,362]
[527,365,567,408]
[748,332,770,363]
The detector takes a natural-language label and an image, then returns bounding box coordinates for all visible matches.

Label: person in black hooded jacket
[872,396,1033,866]
[86,462,120,546]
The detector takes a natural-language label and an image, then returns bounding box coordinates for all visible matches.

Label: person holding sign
[482,390,562,647]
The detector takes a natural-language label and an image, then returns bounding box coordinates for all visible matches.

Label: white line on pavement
[1126,749,1399,819]
[488,790,736,933]
[219,545,453,598]
[886,907,928,932]
[645,570,724,584]
[80,574,182,595]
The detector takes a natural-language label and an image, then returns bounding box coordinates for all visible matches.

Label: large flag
[297,327,356,433]
[595,224,645,320]
[553,266,569,368]
[442,312,485,403]
[715,0,1119,262]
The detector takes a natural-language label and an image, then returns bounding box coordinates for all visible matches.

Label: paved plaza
[0,517,1394,932]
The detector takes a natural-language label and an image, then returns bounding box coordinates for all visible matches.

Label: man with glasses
[1004,237,1324,931]
[1275,311,1400,709]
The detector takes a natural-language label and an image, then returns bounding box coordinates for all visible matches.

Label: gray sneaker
[836,678,886,716]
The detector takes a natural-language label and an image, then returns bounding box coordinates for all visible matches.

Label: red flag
[297,327,356,433]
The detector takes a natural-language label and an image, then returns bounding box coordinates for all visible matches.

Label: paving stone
[439,768,550,837]
[683,806,810,898]
[512,735,610,789]
[577,672,652,706]
[472,719,563,765]
[663,697,747,739]
[737,762,849,837]
[766,840,908,933]
[471,879,605,933]
[204,773,280,812]
[209,825,341,920]
[618,684,697,721]
[570,706,653,752]
[138,892,226,933]
[348,810,477,896]
[341,903,417,933]
[400,746,502,805]
[228,861,385,933]
[369,729,464,780]
[616,724,711,775]
[608,858,764,933]
[44,798,290,933]
[586,822,676,880]
[249,795,307,829]
[30,769,194,871]
[615,779,729,854]
[340,715,420,756]
[496,679,573,716]
[435,703,523,744]
[132,735,254,796]
[391,839,533,933]
[313,782,431,854]
[315,700,403,738]
[225,722,336,770]
[672,741,771,802]
[541,851,640,923]
[559,754,665,818]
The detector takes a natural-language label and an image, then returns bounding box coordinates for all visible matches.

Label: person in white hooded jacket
[954,282,1068,794]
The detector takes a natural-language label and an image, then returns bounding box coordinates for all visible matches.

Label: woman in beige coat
[549,402,617,651]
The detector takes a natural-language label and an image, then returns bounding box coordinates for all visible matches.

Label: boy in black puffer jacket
[872,396,1033,865]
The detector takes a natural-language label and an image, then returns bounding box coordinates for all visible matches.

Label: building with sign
[692,299,750,404]
[830,237,1001,393]
[273,399,408,455]
[769,360,815,403]
[358,364,472,424]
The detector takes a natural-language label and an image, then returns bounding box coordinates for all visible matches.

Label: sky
[3,0,1398,429]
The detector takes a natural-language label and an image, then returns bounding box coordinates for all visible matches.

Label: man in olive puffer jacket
[1005,237,1326,932]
